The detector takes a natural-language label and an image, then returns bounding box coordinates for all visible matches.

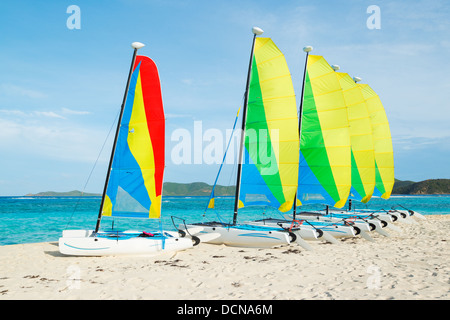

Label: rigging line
[212,92,246,223]
[213,138,239,224]
[64,110,121,230]
[220,153,238,224]
[204,106,241,223]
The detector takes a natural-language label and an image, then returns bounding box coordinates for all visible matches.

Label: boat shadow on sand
[44,242,66,257]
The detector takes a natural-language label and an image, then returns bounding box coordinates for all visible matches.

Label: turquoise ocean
[0,195,449,246]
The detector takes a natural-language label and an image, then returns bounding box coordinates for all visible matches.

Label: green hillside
[393,178,415,189]
[162,182,235,196]
[26,179,450,197]
[25,190,101,197]
[392,179,450,195]
[25,183,236,197]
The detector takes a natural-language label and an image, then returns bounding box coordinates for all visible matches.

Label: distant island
[24,179,450,197]
[24,182,235,197]
[162,182,235,196]
[24,190,101,197]
[392,179,450,195]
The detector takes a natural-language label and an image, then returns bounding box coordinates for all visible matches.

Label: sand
[0,215,448,300]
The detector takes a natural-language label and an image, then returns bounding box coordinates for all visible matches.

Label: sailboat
[334,78,425,223]
[241,47,355,243]
[293,65,415,233]
[336,71,376,204]
[317,69,393,237]
[178,27,315,249]
[59,42,194,256]
[258,47,375,241]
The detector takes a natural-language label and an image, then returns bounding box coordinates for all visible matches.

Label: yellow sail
[336,73,375,203]
[297,55,351,208]
[239,37,299,212]
[358,83,394,199]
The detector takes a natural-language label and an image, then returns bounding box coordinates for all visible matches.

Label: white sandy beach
[0,215,448,300]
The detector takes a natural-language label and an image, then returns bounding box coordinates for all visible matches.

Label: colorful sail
[336,72,375,203]
[297,55,351,208]
[358,83,394,199]
[102,55,165,218]
[238,38,299,213]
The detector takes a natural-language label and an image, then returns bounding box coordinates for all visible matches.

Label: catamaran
[350,80,425,222]
[290,59,425,234]
[297,68,394,238]
[248,46,377,241]
[59,42,194,256]
[177,27,317,250]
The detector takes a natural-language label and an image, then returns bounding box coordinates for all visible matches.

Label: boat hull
[182,223,290,248]
[59,230,193,256]
[246,218,357,240]
[294,213,373,232]
[310,222,356,239]
[245,219,320,240]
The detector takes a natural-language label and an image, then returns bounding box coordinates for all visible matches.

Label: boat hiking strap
[139,231,155,237]
[349,215,371,221]
[288,219,304,232]
[345,216,359,223]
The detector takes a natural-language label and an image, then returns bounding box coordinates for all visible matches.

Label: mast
[94,42,145,233]
[292,46,313,220]
[232,27,263,225]
[351,76,362,214]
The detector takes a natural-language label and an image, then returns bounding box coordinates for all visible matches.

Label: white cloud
[0,84,47,99]
[394,135,450,152]
[0,116,111,164]
[0,107,93,120]
[34,111,66,119]
[0,109,66,119]
[0,109,27,117]
[62,107,91,115]
[181,78,194,85]
[384,0,450,33]
[166,113,193,119]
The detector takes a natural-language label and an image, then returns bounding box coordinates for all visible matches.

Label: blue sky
[0,0,449,195]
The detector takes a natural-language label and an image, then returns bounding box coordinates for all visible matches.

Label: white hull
[390,209,420,224]
[59,230,193,256]
[308,223,356,239]
[244,219,320,240]
[244,218,354,241]
[327,213,390,237]
[181,223,290,248]
[286,213,372,239]
[326,209,394,223]
[343,209,414,224]
[246,219,355,243]
[293,213,371,232]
